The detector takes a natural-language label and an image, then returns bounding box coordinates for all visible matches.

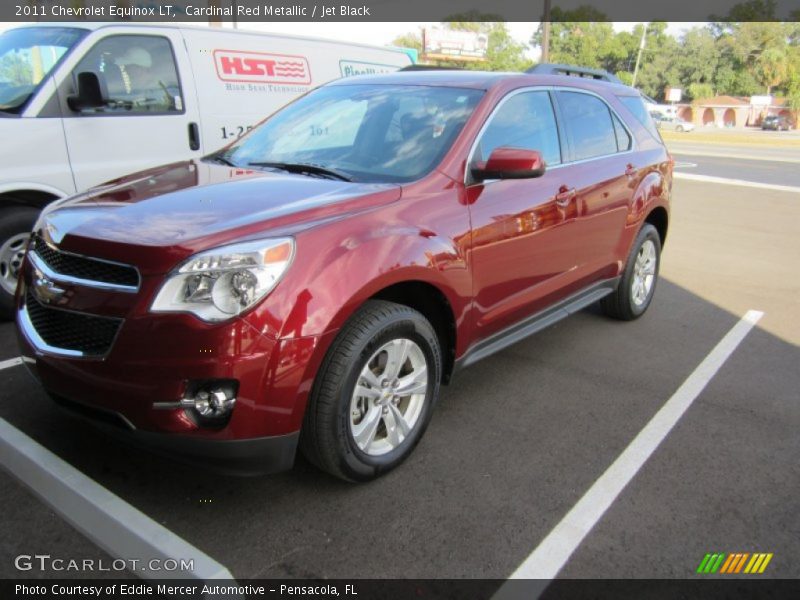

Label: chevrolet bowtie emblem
[32,272,66,304]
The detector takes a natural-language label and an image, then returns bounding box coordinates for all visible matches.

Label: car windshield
[218,84,484,183]
[0,26,86,114]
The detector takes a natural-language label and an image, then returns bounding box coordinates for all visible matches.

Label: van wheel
[0,207,38,320]
[300,300,441,482]
[602,223,661,321]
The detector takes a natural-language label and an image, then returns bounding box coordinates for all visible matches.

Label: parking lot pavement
[0,178,798,581]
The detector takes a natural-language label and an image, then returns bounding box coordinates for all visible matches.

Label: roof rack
[527,63,623,85]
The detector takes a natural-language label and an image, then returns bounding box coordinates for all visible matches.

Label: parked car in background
[761,115,792,131]
[0,23,412,319]
[16,68,671,481]
[650,112,694,132]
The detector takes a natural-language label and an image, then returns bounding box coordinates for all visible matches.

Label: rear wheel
[0,206,39,320]
[602,223,661,321]
[300,300,441,482]
[676,125,684,132]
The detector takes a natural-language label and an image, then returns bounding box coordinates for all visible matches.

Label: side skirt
[452,277,620,375]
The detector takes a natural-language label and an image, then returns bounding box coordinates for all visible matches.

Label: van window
[473,91,561,168]
[72,35,182,114]
[0,26,85,115]
[556,91,618,161]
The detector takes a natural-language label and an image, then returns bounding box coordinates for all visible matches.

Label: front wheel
[602,223,661,321]
[300,300,441,482]
[0,206,39,320]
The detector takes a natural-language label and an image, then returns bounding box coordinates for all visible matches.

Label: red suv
[16,70,670,481]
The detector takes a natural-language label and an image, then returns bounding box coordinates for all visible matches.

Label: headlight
[151,238,294,322]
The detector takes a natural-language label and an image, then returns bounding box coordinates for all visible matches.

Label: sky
[0,21,706,60]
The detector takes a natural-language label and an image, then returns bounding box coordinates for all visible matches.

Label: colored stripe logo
[697,552,773,574]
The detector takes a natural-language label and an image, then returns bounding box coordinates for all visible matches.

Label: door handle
[555,186,576,207]
[188,122,200,151]
[625,163,638,177]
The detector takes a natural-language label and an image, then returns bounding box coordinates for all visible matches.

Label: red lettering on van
[213,50,312,85]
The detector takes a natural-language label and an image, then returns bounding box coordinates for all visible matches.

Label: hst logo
[213,50,312,85]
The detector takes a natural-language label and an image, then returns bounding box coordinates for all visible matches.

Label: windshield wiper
[206,154,238,167]
[247,161,353,182]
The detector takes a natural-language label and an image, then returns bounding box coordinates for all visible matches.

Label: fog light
[193,389,235,418]
[152,380,238,427]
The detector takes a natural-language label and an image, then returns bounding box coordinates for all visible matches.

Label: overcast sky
[1,21,705,60]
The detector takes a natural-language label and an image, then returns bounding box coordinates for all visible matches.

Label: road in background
[672,154,800,188]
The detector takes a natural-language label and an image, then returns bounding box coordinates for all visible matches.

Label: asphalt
[672,154,800,188]
[0,176,798,583]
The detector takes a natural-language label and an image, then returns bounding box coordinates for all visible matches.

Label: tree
[756,46,790,93]
[0,53,32,87]
[687,82,715,101]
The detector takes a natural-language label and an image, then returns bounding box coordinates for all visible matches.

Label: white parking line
[0,357,22,371]
[0,417,237,583]
[496,309,763,588]
[674,172,800,193]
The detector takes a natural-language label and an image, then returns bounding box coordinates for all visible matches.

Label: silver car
[651,112,695,132]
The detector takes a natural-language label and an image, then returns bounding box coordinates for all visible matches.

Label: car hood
[38,161,401,274]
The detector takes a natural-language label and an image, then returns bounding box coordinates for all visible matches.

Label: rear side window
[473,90,561,167]
[618,94,661,140]
[612,113,632,151]
[556,91,618,161]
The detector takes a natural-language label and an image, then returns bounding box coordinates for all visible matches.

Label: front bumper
[48,392,299,475]
[16,275,326,472]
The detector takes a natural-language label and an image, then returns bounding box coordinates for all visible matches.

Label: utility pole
[540,0,551,63]
[632,23,648,88]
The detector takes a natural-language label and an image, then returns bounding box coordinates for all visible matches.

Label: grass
[660,129,800,148]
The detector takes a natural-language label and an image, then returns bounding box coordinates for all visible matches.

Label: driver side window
[474,91,561,167]
[71,35,182,114]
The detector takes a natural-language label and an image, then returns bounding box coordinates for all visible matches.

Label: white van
[0,23,412,316]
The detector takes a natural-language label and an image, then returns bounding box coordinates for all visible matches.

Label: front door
[466,89,580,340]
[56,28,202,191]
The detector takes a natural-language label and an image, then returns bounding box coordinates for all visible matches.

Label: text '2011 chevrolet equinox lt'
[16,69,671,481]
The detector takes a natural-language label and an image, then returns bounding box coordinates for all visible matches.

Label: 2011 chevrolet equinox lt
[16,69,671,481]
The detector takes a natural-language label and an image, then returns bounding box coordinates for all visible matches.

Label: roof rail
[527,63,623,85]
[400,65,463,71]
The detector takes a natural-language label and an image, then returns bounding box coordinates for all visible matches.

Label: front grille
[25,291,122,357]
[31,235,139,288]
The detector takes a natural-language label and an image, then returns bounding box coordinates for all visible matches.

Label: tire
[676,125,684,132]
[300,300,442,482]
[0,206,39,321]
[601,223,661,321]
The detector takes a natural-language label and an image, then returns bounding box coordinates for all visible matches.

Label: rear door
[56,27,201,191]
[553,89,637,283]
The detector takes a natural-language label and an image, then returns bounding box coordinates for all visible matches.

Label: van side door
[55,28,202,191]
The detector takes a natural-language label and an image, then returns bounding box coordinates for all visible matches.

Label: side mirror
[67,71,107,112]
[471,147,546,182]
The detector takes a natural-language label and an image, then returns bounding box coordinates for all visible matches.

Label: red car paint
[15,71,670,468]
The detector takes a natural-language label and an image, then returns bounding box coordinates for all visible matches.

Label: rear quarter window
[617,94,662,141]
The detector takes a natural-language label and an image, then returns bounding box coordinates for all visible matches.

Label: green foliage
[688,82,715,101]
[0,53,32,86]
